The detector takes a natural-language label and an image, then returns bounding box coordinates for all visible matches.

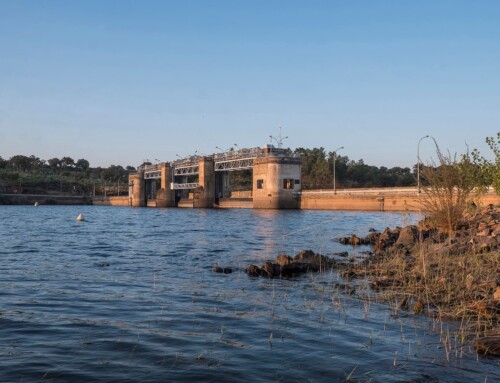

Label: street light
[269,127,288,148]
[417,135,430,193]
[332,146,344,194]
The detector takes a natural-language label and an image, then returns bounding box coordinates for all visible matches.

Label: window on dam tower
[283,179,294,189]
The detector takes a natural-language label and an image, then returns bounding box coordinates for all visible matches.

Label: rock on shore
[246,250,336,278]
[338,204,500,256]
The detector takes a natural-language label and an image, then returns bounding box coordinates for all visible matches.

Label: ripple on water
[0,206,498,382]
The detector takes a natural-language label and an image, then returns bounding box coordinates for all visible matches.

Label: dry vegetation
[343,141,500,356]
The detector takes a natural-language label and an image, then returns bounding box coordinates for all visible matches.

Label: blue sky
[1,0,499,168]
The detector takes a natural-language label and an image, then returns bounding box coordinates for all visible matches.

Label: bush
[485,132,500,194]
[421,146,487,235]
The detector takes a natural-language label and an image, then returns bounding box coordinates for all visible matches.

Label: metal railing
[138,146,301,176]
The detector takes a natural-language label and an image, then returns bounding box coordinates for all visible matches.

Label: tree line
[0,155,135,195]
[294,147,415,189]
[294,133,499,192]
[1,132,498,195]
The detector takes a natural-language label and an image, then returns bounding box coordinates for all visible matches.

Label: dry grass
[357,247,499,339]
[420,149,484,236]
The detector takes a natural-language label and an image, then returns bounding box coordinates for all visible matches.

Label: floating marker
[76,213,85,221]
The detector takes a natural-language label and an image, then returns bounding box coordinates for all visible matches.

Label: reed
[351,244,499,354]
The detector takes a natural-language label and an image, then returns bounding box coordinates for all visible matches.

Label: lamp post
[270,127,288,148]
[332,146,344,195]
[417,135,430,193]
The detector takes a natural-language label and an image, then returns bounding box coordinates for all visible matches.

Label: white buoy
[34,202,39,207]
[76,213,85,221]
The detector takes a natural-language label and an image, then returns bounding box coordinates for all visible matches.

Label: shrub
[420,146,487,235]
[485,132,500,194]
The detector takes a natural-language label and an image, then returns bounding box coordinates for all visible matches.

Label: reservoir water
[0,206,498,382]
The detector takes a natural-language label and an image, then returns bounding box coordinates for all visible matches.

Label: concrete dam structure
[128,145,302,209]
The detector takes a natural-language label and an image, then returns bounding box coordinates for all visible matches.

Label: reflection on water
[0,206,497,382]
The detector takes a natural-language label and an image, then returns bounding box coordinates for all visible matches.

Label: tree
[295,147,331,189]
[47,158,61,169]
[9,155,43,172]
[0,156,7,169]
[101,165,128,182]
[75,159,90,172]
[60,157,75,168]
[345,159,378,188]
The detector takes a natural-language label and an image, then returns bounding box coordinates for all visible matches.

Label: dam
[128,145,302,209]
[121,145,499,211]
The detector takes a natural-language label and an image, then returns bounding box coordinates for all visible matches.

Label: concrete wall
[300,189,500,212]
[231,190,252,198]
[93,196,131,206]
[0,194,92,205]
[93,188,499,210]
[253,156,301,209]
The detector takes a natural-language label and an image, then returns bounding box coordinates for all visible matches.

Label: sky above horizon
[1,0,499,168]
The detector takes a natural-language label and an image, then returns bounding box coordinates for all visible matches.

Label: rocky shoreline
[214,204,500,356]
[339,203,500,256]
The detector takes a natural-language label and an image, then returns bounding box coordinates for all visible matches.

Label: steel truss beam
[174,166,199,176]
[144,171,161,179]
[214,158,254,171]
[171,182,199,190]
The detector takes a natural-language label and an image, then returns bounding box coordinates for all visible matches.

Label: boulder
[349,235,361,246]
[245,250,338,280]
[261,261,280,278]
[280,262,317,277]
[339,237,350,245]
[394,225,419,248]
[246,264,261,277]
[293,250,329,266]
[363,232,380,245]
[340,235,364,246]
[276,254,292,266]
[373,227,401,253]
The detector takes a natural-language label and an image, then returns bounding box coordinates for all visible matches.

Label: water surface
[0,206,498,382]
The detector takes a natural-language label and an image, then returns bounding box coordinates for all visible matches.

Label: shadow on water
[0,205,498,382]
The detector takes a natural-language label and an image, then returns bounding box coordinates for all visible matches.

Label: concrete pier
[129,173,145,207]
[156,163,175,207]
[193,157,215,208]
